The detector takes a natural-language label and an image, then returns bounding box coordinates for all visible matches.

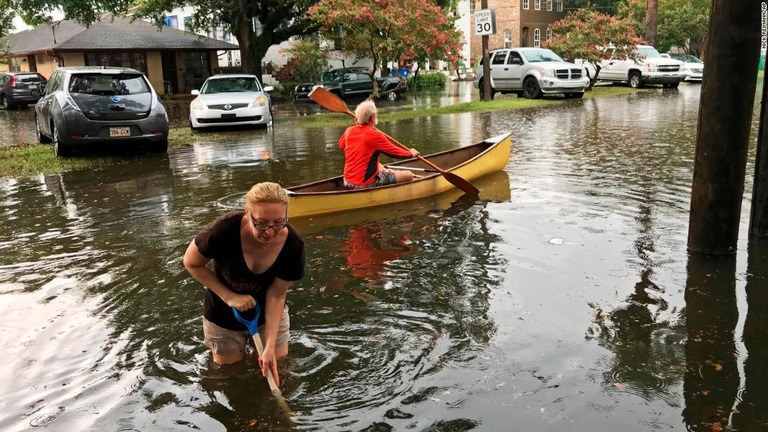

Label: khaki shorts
[203,306,290,355]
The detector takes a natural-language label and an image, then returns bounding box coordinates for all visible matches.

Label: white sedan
[189,74,273,129]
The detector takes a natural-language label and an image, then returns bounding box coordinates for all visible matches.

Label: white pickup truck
[594,45,685,88]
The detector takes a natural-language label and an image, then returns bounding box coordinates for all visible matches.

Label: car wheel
[629,71,643,88]
[386,91,399,101]
[189,120,198,131]
[663,82,680,89]
[35,115,51,143]
[479,80,495,100]
[52,123,70,157]
[1,94,12,110]
[522,77,543,99]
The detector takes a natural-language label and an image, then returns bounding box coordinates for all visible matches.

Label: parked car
[596,45,685,88]
[189,74,273,130]
[473,47,590,99]
[668,53,704,82]
[0,71,47,109]
[293,67,407,101]
[34,66,169,157]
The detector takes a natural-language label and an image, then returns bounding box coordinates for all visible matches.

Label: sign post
[475,7,496,101]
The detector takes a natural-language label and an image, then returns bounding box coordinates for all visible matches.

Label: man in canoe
[339,100,420,189]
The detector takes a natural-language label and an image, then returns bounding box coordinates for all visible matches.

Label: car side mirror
[263,86,274,92]
[191,89,200,95]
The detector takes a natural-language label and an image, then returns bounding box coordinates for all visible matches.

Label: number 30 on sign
[474,9,496,36]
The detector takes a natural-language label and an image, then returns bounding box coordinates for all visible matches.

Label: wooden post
[750,52,768,237]
[481,0,491,101]
[688,0,762,254]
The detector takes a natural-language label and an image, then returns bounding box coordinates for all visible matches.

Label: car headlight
[252,96,268,107]
[191,99,203,110]
[647,64,658,72]
[540,69,554,77]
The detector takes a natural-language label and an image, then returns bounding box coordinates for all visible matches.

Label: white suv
[597,45,684,88]
[474,47,590,99]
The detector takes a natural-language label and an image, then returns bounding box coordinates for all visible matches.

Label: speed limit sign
[474,9,496,36]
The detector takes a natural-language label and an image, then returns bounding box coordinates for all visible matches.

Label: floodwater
[1,82,768,431]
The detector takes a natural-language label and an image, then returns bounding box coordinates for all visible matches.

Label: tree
[284,36,330,83]
[7,0,319,77]
[306,0,463,95]
[568,0,623,15]
[544,8,645,88]
[645,0,658,46]
[0,1,15,38]
[656,0,709,56]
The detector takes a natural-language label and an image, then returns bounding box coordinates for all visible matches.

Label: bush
[406,72,446,90]
[284,37,329,83]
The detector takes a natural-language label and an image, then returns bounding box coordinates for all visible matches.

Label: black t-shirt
[194,211,305,330]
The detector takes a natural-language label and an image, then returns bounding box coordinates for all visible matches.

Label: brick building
[468,0,568,64]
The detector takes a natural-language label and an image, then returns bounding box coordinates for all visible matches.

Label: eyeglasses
[250,214,288,232]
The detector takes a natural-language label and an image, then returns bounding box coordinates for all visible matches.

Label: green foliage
[0,0,14,38]
[544,8,645,87]
[284,37,329,83]
[656,0,709,55]
[569,0,623,15]
[406,72,446,90]
[306,0,463,95]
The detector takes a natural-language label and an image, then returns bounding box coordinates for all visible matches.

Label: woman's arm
[259,277,291,386]
[182,239,256,311]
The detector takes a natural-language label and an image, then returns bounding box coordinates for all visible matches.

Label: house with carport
[0,14,239,95]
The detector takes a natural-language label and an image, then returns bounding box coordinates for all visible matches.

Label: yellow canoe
[287,133,512,218]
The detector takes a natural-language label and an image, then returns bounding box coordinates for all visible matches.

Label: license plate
[221,113,236,119]
[109,127,131,137]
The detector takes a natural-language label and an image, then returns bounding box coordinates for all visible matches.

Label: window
[163,15,178,28]
[534,0,540,10]
[522,0,529,9]
[491,51,508,65]
[533,28,541,47]
[556,0,563,11]
[9,58,22,72]
[506,52,522,64]
[504,29,512,48]
[470,0,475,14]
[546,0,552,10]
[546,29,552,40]
[85,52,148,73]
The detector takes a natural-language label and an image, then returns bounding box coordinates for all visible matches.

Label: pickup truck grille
[555,69,583,79]
[658,65,681,72]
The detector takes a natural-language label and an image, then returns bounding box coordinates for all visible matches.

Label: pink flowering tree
[544,8,645,89]
[307,0,463,95]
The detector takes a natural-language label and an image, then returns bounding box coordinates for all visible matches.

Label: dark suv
[294,67,407,101]
[0,72,47,109]
[34,66,169,157]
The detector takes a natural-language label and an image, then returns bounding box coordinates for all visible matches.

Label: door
[599,47,625,81]
[505,51,526,90]
[161,51,178,95]
[37,71,61,136]
[488,50,510,89]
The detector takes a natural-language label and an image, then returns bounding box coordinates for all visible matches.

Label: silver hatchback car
[34,66,169,157]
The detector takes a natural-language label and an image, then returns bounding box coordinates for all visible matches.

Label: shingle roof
[7,14,238,55]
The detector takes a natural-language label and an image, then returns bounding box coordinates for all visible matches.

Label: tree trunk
[645,0,658,46]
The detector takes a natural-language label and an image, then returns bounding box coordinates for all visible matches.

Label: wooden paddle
[309,87,480,195]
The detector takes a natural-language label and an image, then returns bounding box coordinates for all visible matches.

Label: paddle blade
[442,171,480,195]
[309,87,355,118]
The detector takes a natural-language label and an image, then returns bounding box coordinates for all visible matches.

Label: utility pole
[481,0,491,101]
[475,2,494,101]
[750,3,768,238]
[688,0,761,253]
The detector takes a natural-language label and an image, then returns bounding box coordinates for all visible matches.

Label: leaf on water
[714,363,723,372]
[614,382,626,390]
[437,294,447,301]
[315,235,324,239]
[711,421,722,431]
[700,390,710,396]
[248,419,257,426]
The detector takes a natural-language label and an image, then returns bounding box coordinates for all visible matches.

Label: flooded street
[1,82,767,431]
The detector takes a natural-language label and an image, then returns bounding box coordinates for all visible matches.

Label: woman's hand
[259,345,280,387]
[227,294,256,311]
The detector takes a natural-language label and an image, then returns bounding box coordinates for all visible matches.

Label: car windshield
[201,77,262,94]
[681,55,703,63]
[17,74,44,83]
[69,73,149,95]
[522,49,564,63]
[635,47,662,58]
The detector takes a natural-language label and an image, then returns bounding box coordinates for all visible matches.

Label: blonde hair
[245,182,288,209]
[355,100,378,125]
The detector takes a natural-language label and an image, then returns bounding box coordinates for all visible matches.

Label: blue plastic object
[232,304,261,335]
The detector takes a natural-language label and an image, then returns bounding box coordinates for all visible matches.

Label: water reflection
[683,253,739,431]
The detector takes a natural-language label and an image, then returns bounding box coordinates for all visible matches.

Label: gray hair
[354,100,378,125]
